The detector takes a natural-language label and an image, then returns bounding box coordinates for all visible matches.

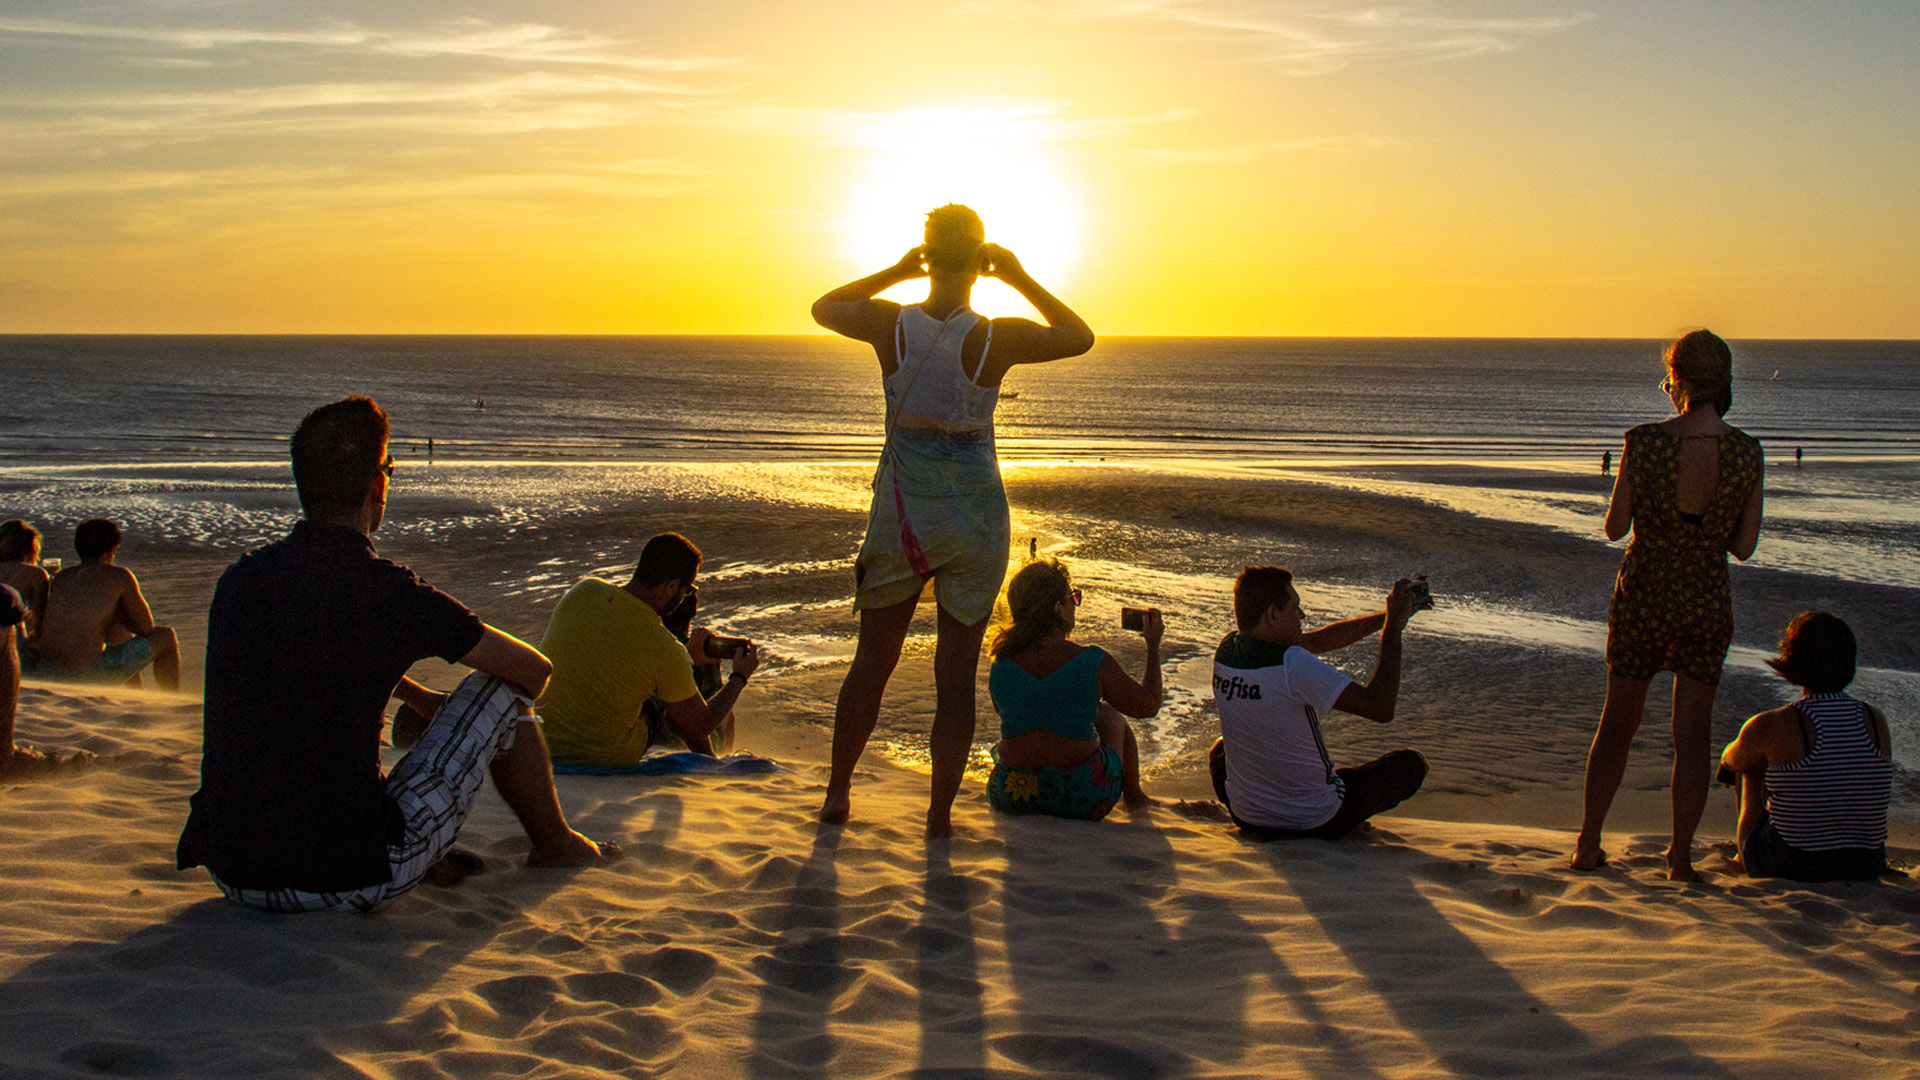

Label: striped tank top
[1766,693,1892,851]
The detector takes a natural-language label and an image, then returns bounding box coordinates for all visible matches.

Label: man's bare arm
[1329,581,1416,723]
[1301,612,1386,656]
[661,643,758,744]
[118,571,158,636]
[458,626,553,700]
[391,676,448,716]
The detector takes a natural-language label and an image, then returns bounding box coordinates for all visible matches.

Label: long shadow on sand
[0,792,698,1078]
[1167,891,1393,1080]
[912,845,989,1076]
[995,810,1195,1079]
[747,829,845,1078]
[1265,834,1743,1078]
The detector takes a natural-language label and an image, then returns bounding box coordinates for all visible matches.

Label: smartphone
[704,634,749,660]
[1408,579,1433,610]
[1120,607,1148,632]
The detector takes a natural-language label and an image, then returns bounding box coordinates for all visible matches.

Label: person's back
[1212,632,1351,830]
[188,522,484,890]
[536,577,698,766]
[33,560,135,670]
[179,395,612,913]
[1766,693,1892,857]
[1209,568,1427,840]
[1722,612,1890,883]
[27,518,178,690]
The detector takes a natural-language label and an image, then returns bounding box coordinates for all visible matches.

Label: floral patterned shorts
[986,744,1124,822]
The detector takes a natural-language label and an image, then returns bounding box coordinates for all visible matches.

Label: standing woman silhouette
[1573,330,1765,880]
[811,205,1094,837]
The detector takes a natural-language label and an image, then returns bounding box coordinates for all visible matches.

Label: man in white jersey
[1208,566,1427,839]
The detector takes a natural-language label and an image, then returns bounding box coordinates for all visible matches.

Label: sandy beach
[3,676,1916,1079]
[3,462,1917,1078]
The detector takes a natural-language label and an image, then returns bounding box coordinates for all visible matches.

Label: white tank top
[884,305,998,432]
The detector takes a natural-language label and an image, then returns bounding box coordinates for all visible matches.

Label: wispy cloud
[0,16,735,72]
[707,98,1193,148]
[1138,135,1409,162]
[1011,0,1592,74]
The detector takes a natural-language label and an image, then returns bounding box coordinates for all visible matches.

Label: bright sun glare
[841,107,1081,318]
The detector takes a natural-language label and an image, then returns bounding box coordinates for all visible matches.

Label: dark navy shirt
[177,521,485,892]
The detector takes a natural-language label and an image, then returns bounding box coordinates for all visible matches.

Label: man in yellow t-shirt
[536,533,758,767]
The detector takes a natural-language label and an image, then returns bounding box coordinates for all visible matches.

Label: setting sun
[839,106,1082,318]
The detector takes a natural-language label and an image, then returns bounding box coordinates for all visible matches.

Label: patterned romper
[1606,423,1763,684]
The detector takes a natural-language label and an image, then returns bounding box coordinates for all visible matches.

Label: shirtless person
[30,519,180,691]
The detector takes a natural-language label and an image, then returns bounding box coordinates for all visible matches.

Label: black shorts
[1209,738,1427,841]
[1742,813,1885,883]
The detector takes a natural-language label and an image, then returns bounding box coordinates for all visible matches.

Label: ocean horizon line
[5,331,1920,345]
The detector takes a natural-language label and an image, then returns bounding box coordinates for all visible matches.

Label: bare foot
[1665,851,1702,882]
[1570,842,1609,872]
[818,792,851,826]
[0,746,93,780]
[527,831,622,867]
[424,848,485,888]
[1123,790,1159,811]
[925,812,954,841]
[1170,800,1234,824]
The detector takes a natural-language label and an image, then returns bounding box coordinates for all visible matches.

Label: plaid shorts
[215,673,527,913]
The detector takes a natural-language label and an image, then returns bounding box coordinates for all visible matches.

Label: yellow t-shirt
[536,578,699,767]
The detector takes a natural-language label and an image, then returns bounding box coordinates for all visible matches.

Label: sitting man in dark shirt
[177,395,618,913]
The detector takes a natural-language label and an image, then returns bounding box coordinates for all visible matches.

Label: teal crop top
[989,645,1107,742]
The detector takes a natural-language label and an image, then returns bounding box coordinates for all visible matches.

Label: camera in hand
[1120,607,1148,632]
[704,634,749,660]
[1408,578,1433,610]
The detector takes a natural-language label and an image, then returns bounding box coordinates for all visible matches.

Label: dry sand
[3,680,1916,1080]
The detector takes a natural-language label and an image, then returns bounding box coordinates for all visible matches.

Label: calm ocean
[4,336,1917,796]
[3,335,1919,466]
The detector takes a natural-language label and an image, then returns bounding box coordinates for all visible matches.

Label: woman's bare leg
[820,594,920,825]
[1573,672,1651,870]
[1666,674,1719,882]
[926,604,989,839]
[1094,704,1153,810]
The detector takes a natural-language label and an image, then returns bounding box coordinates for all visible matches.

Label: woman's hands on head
[891,246,930,280]
[979,243,1025,281]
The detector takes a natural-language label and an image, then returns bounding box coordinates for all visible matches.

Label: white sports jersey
[1212,632,1353,830]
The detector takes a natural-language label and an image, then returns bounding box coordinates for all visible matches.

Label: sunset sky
[3,2,1916,337]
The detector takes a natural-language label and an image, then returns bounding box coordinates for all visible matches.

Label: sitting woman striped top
[1766,692,1893,852]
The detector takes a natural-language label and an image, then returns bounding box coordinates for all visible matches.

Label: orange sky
[3,3,1917,336]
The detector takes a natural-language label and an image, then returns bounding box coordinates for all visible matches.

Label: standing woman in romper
[811,205,1095,838]
[1573,329,1765,880]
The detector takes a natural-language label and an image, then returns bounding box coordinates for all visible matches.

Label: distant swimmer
[1796,446,1803,466]
[476,394,486,411]
[1029,536,1038,559]
[1602,450,1611,475]
[427,437,434,464]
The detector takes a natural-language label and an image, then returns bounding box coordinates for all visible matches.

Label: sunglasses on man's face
[381,454,396,479]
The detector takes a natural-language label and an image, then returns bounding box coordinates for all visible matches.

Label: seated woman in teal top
[986,559,1163,820]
